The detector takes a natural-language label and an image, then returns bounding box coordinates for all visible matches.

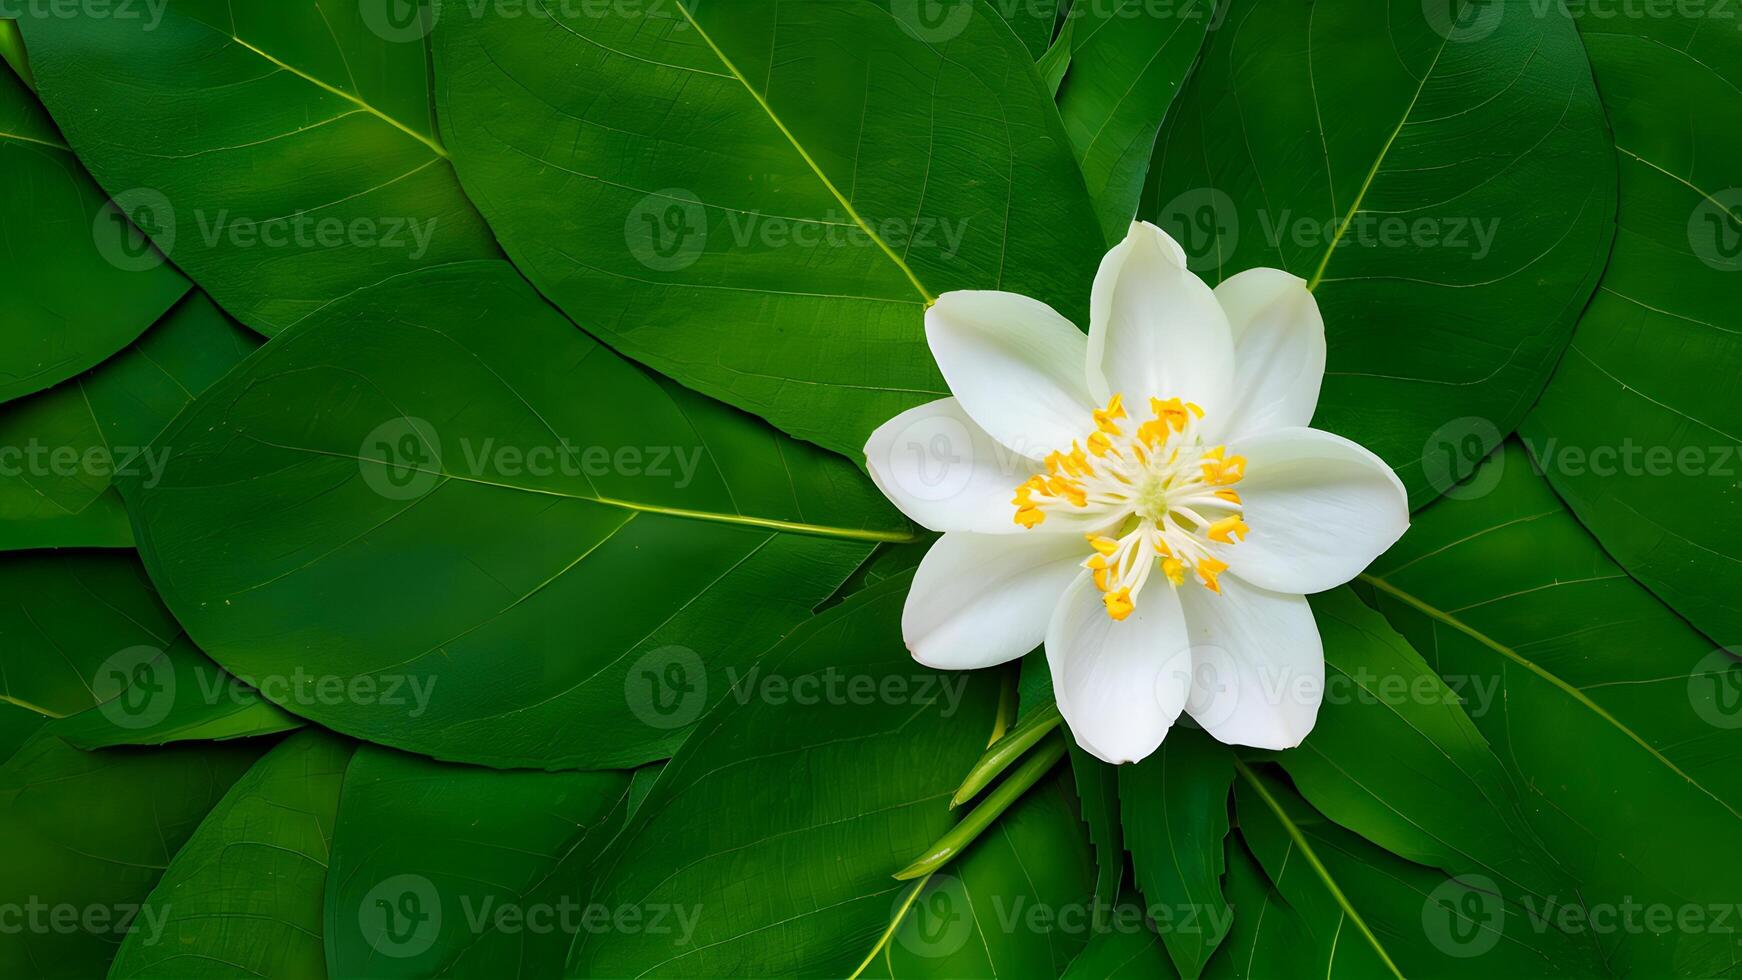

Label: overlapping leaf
[19,0,498,333]
[1521,12,1742,645]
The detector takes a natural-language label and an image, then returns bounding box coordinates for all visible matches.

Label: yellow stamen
[1208,516,1250,543]
[1014,506,1045,529]
[1103,588,1134,621]
[1197,557,1229,593]
[1161,557,1186,586]
[1087,536,1120,557]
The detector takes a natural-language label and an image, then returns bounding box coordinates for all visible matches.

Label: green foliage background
[0,0,1738,977]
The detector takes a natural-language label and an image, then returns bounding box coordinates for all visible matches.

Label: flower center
[1011,394,1249,621]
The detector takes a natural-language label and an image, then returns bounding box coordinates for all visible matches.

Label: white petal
[925,291,1094,459]
[1213,268,1326,442]
[1087,222,1235,419]
[1045,570,1194,765]
[904,533,1086,671]
[1224,427,1410,594]
[1181,578,1323,749]
[864,398,1040,534]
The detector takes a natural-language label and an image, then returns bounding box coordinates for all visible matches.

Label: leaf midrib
[237,437,918,544]
[1359,572,1742,820]
[673,0,936,306]
[1235,759,1406,980]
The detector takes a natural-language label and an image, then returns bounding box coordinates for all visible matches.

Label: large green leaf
[1143,0,1615,504]
[1520,15,1742,645]
[0,292,259,550]
[1055,0,1216,241]
[109,730,354,979]
[18,0,497,334]
[1234,765,1603,978]
[0,60,187,405]
[1276,587,1575,906]
[569,574,1002,977]
[1059,898,1176,980]
[129,261,912,769]
[1119,728,1233,979]
[325,746,632,978]
[1360,440,1742,976]
[435,0,1106,457]
[0,734,263,977]
[859,771,1098,979]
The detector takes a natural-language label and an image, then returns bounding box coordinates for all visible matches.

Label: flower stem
[894,730,1068,881]
[951,700,1063,809]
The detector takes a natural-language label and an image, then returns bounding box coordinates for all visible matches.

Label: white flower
[864,222,1409,764]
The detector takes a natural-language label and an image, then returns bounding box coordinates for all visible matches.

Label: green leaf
[1056,0,1216,242]
[18,0,497,334]
[0,19,32,87]
[0,292,260,549]
[1360,439,1742,976]
[0,734,263,977]
[1143,0,1616,504]
[435,0,1106,458]
[0,60,188,405]
[129,261,911,769]
[862,771,1098,979]
[110,730,354,979]
[1233,763,1604,978]
[0,550,178,718]
[569,574,1002,977]
[1119,727,1233,980]
[1059,899,1176,980]
[0,700,47,766]
[324,746,633,978]
[1277,587,1575,905]
[989,0,1064,59]
[1519,14,1742,646]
